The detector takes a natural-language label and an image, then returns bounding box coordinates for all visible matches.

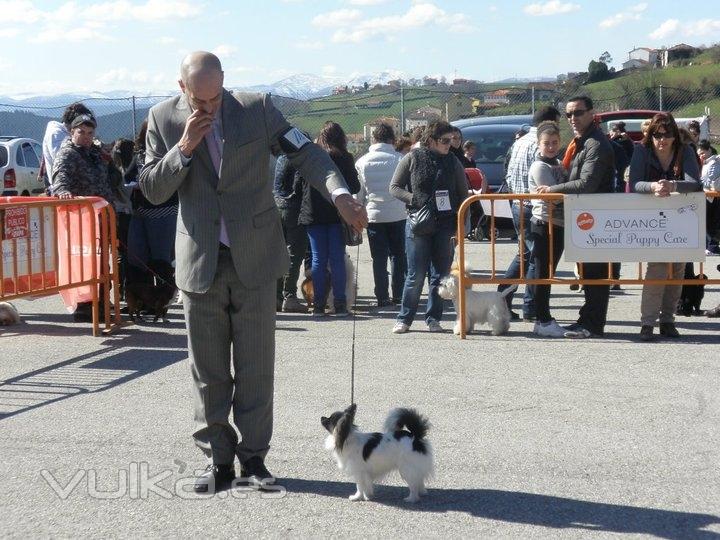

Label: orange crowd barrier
[454,192,720,339]
[0,196,122,336]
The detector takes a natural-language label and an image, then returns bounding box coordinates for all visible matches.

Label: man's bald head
[178,51,224,115]
[180,51,223,86]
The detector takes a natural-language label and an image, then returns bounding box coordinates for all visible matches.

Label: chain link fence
[1,84,717,155]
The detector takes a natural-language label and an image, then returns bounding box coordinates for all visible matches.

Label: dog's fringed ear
[335,404,357,452]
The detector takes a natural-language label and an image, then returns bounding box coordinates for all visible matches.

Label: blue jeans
[499,202,535,317]
[307,223,346,307]
[397,220,454,326]
[367,220,407,302]
[127,212,177,281]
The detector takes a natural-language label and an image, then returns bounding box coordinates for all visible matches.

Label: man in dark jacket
[536,96,615,338]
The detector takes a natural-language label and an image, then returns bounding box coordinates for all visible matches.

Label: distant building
[662,43,700,67]
[444,94,475,122]
[387,79,402,87]
[627,47,660,66]
[362,116,401,141]
[482,89,526,106]
[622,58,650,70]
[405,106,442,131]
[333,85,349,95]
[422,77,439,86]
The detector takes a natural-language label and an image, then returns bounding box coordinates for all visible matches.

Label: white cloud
[690,18,720,36]
[157,36,178,44]
[30,24,113,44]
[649,18,680,40]
[648,17,720,40]
[0,28,21,38]
[312,8,362,28]
[212,45,237,59]
[599,3,647,29]
[523,1,579,16]
[322,65,338,76]
[324,2,474,44]
[4,0,203,44]
[0,0,45,23]
[348,0,390,4]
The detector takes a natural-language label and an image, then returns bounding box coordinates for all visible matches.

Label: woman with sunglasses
[629,113,701,341]
[389,120,469,334]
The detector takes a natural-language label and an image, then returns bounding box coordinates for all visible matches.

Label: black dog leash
[349,241,361,405]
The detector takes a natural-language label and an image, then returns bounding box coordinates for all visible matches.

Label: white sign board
[563,192,706,263]
[1,207,55,276]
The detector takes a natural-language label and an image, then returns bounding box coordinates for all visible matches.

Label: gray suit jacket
[140,90,346,293]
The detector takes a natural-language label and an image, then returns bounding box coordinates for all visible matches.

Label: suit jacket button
[214,220,220,225]
[217,190,224,195]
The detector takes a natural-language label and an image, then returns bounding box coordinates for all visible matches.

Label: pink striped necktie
[204,127,230,247]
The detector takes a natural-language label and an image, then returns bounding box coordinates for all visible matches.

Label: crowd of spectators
[35,97,720,337]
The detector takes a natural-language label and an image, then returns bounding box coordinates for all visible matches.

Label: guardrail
[0,196,122,336]
[455,192,720,339]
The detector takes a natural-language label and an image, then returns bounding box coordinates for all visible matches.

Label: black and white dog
[321,404,434,503]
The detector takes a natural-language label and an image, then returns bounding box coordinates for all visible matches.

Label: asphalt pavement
[1,239,719,539]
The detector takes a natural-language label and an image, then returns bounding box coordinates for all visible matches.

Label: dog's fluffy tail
[383,408,430,440]
[499,284,518,298]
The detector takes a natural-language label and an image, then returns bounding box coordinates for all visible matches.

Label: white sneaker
[533,319,566,338]
[392,322,409,334]
[426,320,443,333]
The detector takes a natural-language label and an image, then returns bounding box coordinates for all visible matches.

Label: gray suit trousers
[183,249,275,465]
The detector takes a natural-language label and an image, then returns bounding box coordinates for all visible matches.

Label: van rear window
[0,146,8,167]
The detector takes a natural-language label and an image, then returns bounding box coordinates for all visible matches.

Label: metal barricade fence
[0,196,121,336]
[454,192,720,339]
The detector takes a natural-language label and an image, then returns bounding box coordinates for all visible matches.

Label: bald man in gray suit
[140,52,367,493]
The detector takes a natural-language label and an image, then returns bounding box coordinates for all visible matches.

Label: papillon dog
[321,404,434,503]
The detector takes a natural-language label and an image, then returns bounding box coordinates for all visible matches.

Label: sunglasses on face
[565,110,588,118]
[437,137,453,145]
[652,132,674,140]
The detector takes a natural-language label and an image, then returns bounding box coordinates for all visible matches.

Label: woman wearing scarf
[389,120,469,334]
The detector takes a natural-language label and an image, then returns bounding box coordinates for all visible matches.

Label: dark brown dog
[125,259,176,322]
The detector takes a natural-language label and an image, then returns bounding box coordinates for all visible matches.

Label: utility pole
[400,81,405,134]
[658,85,664,111]
[531,86,535,116]
[131,96,137,138]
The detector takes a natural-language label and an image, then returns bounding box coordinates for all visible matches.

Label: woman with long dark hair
[299,121,360,316]
[390,120,469,333]
[629,113,701,341]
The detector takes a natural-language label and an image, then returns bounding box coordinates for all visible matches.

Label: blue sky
[1,0,717,95]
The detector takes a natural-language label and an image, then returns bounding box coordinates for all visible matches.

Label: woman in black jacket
[389,120,469,333]
[299,121,360,316]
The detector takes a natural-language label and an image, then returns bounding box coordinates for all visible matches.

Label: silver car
[1,136,46,196]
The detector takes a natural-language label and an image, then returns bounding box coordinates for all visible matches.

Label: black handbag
[341,219,363,246]
[407,200,436,235]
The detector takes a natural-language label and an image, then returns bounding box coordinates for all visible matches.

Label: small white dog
[0,301,21,326]
[321,404,434,503]
[437,270,516,336]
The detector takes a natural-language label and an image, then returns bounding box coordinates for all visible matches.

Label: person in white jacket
[355,123,407,307]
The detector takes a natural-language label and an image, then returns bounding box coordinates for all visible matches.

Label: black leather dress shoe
[659,322,681,338]
[193,464,236,493]
[240,456,275,487]
[706,305,720,318]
